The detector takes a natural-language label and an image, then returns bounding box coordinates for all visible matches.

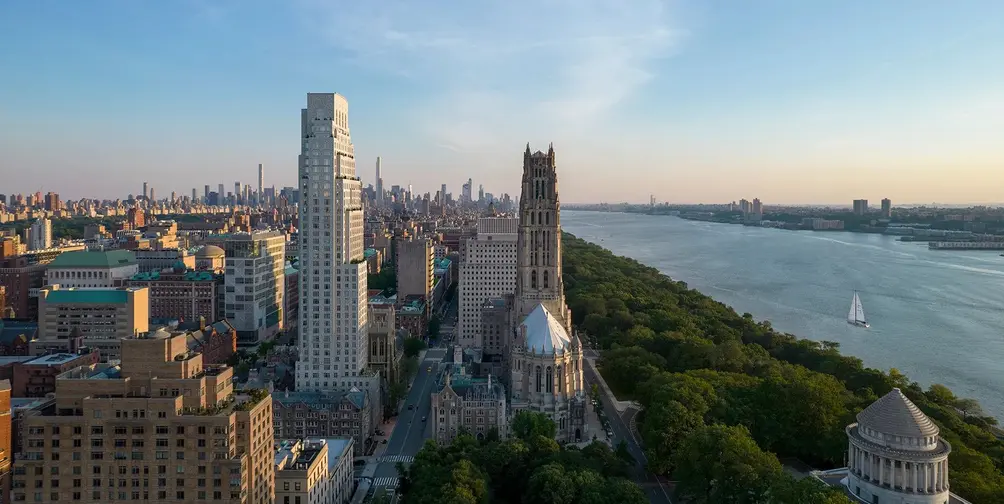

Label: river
[562,210,1004,419]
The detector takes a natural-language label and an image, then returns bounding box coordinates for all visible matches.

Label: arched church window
[531,271,537,289]
[543,271,549,289]
[538,211,542,225]
[546,366,553,393]
[546,212,549,225]
[557,366,563,393]
[535,366,542,393]
[530,212,534,225]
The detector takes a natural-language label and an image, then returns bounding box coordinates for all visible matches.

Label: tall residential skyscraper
[258,163,265,201]
[27,218,52,250]
[296,93,370,392]
[218,183,225,201]
[375,157,384,205]
[142,181,148,200]
[881,198,892,218]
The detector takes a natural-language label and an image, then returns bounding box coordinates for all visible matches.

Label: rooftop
[0,355,34,366]
[520,303,572,354]
[48,249,136,268]
[0,319,37,345]
[131,270,219,281]
[23,352,91,366]
[195,244,225,258]
[44,287,142,305]
[856,388,939,439]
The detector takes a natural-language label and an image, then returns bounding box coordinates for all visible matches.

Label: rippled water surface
[563,210,1004,418]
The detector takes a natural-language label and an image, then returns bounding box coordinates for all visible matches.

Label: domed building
[507,144,587,443]
[194,244,225,272]
[845,388,953,504]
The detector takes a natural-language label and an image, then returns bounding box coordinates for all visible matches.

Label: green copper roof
[45,289,131,304]
[48,250,137,268]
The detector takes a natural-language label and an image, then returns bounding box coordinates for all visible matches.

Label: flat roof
[320,438,353,469]
[23,353,89,366]
[45,288,139,304]
[0,356,34,366]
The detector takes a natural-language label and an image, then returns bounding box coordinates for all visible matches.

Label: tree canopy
[398,412,645,504]
[561,232,1004,503]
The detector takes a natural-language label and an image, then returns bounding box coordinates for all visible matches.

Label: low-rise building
[44,249,139,288]
[134,248,195,273]
[272,389,375,456]
[431,346,507,445]
[32,285,150,359]
[367,301,399,386]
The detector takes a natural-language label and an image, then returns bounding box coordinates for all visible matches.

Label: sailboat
[847,291,869,328]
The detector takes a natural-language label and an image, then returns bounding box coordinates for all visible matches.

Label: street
[584,360,674,504]
[368,299,456,490]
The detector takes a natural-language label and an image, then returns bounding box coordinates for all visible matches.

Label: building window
[530,271,536,289]
[543,271,548,289]
[535,366,541,393]
[546,366,552,393]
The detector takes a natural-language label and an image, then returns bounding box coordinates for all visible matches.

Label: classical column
[939,457,947,489]
[878,456,885,486]
[935,460,941,491]
[912,462,918,493]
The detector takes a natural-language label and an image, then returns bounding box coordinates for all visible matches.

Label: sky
[1,1,1003,205]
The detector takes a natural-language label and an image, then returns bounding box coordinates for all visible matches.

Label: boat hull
[848,320,869,328]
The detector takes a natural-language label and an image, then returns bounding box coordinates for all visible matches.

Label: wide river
[563,210,1004,419]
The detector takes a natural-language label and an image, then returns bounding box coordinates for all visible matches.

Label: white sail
[854,292,866,323]
[847,293,857,323]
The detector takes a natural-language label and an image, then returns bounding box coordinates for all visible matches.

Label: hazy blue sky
[2,1,1003,204]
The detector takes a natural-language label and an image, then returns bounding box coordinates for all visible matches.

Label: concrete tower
[295,93,371,393]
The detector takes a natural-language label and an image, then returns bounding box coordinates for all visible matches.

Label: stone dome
[195,245,225,258]
[857,388,939,440]
[520,303,571,354]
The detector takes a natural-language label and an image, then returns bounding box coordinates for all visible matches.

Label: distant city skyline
[2,1,1003,204]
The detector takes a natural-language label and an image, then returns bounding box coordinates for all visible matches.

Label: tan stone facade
[11,331,275,504]
[33,285,150,359]
[367,302,400,385]
[432,347,507,445]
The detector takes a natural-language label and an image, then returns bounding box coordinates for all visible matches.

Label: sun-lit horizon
[2,1,1003,204]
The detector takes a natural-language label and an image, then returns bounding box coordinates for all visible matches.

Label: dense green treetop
[560,232,1004,503]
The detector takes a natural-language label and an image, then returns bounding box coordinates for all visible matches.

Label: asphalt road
[371,301,456,484]
[584,362,673,504]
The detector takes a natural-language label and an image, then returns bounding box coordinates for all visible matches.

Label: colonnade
[849,444,948,493]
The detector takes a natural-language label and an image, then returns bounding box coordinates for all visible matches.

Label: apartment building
[215,232,285,346]
[457,218,517,349]
[272,389,375,456]
[367,300,400,386]
[395,237,433,304]
[11,330,275,504]
[126,270,223,323]
[33,285,150,359]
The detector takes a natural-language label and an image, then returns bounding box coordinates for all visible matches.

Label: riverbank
[560,229,1004,503]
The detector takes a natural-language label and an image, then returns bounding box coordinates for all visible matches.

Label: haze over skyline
[2,1,1003,204]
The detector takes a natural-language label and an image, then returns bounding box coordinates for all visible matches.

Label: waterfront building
[853,199,869,215]
[295,93,372,393]
[432,345,507,445]
[813,387,971,503]
[11,330,275,504]
[881,198,893,218]
[33,285,150,359]
[507,144,587,443]
[215,231,285,346]
[45,249,139,288]
[458,218,517,350]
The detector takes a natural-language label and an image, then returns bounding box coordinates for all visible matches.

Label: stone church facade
[506,144,588,443]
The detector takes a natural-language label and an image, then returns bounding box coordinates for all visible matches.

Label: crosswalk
[376,455,414,463]
[372,477,400,488]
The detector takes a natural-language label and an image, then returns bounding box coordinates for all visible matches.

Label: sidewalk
[369,349,430,459]
[586,357,639,413]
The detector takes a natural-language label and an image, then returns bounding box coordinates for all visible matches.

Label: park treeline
[396,411,648,504]
[561,232,1003,503]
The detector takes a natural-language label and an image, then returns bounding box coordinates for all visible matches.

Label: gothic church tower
[514,143,571,328]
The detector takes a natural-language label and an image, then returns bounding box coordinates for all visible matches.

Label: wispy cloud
[298,0,683,152]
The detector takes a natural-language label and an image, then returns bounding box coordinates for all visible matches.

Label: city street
[584,361,674,504]
[368,299,456,491]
